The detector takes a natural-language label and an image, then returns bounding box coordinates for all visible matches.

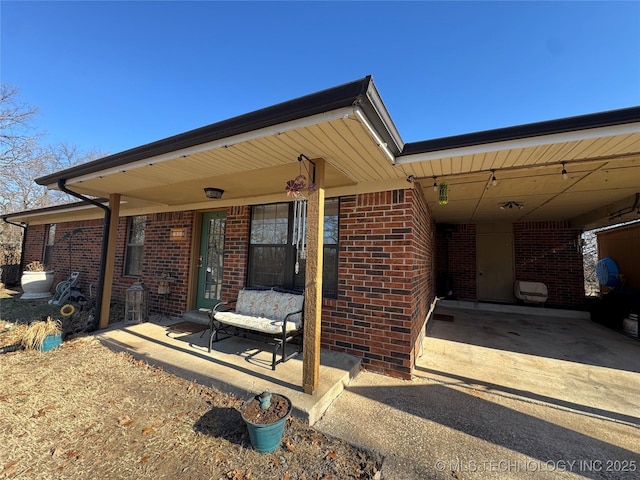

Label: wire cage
[124,280,149,324]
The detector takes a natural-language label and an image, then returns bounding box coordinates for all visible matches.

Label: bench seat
[207,288,304,370]
[213,312,301,334]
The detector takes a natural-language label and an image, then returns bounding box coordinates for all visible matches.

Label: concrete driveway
[315,303,640,479]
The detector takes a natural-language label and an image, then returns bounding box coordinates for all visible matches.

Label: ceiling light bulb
[433,176,438,192]
[491,171,497,186]
[561,162,568,180]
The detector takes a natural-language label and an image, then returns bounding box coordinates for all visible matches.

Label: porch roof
[7,76,640,230]
[33,75,407,214]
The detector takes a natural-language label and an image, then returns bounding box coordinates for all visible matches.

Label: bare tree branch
[0,84,108,251]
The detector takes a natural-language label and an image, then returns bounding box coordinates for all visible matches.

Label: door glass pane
[203,217,225,301]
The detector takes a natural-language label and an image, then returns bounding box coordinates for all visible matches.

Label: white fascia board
[354,108,397,165]
[62,107,356,187]
[364,83,404,153]
[395,122,640,166]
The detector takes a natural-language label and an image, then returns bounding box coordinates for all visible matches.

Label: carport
[317,302,639,480]
[419,302,639,424]
[396,107,640,306]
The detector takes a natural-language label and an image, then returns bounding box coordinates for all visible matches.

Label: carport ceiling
[401,131,640,229]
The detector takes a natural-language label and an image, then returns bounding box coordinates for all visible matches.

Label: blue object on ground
[596,257,619,288]
[40,333,62,352]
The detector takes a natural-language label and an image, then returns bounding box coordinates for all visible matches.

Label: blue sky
[2,1,639,156]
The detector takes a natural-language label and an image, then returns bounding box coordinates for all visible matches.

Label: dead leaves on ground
[118,416,134,427]
[30,404,59,418]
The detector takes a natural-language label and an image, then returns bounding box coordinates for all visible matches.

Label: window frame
[247,198,339,298]
[124,215,146,277]
[43,224,56,268]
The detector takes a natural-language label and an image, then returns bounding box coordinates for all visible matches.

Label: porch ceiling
[47,114,402,207]
[402,130,640,230]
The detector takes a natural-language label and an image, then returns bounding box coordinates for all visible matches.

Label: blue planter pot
[40,333,62,352]
[241,394,292,453]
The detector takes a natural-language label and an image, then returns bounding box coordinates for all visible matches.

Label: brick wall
[23,192,437,378]
[136,212,194,316]
[221,206,250,303]
[435,224,477,300]
[319,188,434,379]
[23,220,103,297]
[23,213,196,317]
[23,224,47,267]
[409,186,436,365]
[514,221,584,307]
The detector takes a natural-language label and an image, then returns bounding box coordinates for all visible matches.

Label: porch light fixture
[432,176,438,192]
[561,162,568,180]
[438,182,449,205]
[491,170,497,187]
[500,201,524,210]
[204,187,224,199]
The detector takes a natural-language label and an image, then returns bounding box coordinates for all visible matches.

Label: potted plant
[240,391,292,453]
[21,317,63,352]
[20,261,55,300]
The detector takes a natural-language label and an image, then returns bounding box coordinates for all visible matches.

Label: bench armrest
[283,309,304,332]
[211,301,235,317]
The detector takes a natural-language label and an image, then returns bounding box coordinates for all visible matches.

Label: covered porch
[95,315,361,425]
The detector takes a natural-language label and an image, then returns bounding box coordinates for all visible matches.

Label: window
[43,224,56,268]
[124,216,146,276]
[248,199,339,297]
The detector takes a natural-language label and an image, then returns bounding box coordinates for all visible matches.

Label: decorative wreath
[60,304,75,317]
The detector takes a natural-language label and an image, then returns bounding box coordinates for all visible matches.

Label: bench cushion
[235,289,303,324]
[214,311,301,334]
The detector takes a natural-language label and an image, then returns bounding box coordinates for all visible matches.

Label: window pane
[324,199,339,244]
[251,204,288,244]
[322,247,338,297]
[292,246,338,296]
[125,216,146,276]
[128,216,146,245]
[46,224,56,246]
[248,246,286,286]
[125,246,143,276]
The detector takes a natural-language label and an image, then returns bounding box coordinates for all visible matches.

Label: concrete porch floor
[94,316,361,425]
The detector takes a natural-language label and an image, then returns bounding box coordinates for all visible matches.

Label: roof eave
[400,106,640,156]
[36,75,403,187]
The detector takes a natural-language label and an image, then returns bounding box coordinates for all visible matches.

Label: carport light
[561,162,568,180]
[432,176,438,192]
[491,170,497,187]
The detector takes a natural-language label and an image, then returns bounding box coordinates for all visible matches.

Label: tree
[0,84,106,262]
[581,230,599,296]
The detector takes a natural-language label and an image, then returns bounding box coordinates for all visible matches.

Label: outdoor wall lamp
[204,187,224,199]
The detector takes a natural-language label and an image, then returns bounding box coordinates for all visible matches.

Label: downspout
[57,179,111,330]
[1,217,27,276]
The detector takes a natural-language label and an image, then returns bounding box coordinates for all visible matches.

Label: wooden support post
[99,193,120,329]
[303,158,325,395]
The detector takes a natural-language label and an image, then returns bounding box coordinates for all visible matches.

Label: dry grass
[20,317,61,350]
[0,292,382,480]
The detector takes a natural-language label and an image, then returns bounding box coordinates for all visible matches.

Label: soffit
[405,131,640,229]
[61,115,402,204]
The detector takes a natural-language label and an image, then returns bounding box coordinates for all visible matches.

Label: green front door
[196,211,226,310]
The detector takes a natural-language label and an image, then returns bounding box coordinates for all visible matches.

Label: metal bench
[208,288,304,370]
